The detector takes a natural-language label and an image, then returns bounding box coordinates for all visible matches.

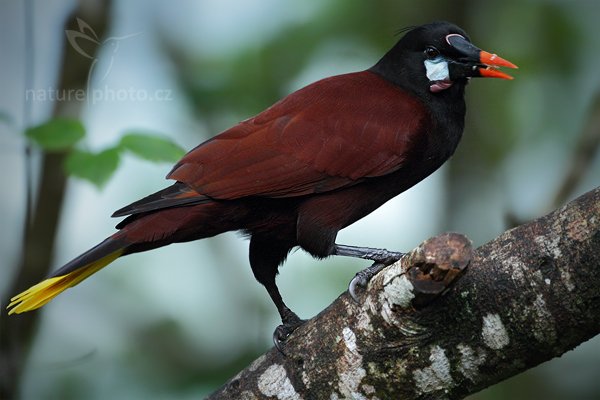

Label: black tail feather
[112,182,210,218]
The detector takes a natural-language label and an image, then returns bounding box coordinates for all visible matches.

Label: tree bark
[208,186,600,399]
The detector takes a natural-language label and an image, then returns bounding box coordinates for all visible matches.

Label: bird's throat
[429,80,454,93]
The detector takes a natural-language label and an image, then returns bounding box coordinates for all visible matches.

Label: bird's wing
[168,71,429,201]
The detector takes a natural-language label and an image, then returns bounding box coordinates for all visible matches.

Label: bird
[8,21,517,349]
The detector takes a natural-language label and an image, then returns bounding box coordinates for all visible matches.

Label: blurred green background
[1,0,599,399]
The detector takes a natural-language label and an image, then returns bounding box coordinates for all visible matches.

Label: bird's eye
[424,46,440,59]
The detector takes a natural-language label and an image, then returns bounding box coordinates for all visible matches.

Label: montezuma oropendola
[8,21,517,349]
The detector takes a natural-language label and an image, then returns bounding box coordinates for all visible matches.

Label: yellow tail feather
[7,249,123,315]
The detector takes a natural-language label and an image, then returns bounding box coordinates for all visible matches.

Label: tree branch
[552,92,600,209]
[208,186,600,399]
[0,3,111,398]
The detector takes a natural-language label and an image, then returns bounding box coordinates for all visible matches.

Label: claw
[348,262,387,302]
[273,325,289,354]
[272,315,306,354]
[348,274,362,303]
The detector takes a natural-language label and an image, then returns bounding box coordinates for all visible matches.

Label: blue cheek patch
[424,58,450,81]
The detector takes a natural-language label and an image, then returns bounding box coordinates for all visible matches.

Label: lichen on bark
[208,187,600,400]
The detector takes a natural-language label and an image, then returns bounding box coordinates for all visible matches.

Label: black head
[371,21,517,99]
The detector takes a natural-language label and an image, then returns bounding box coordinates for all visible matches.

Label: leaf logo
[65,18,100,60]
[65,18,141,88]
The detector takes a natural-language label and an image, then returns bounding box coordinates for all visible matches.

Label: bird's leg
[333,244,404,264]
[263,279,306,353]
[332,244,404,302]
[249,235,305,353]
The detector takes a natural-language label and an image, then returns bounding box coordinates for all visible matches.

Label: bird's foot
[348,262,388,302]
[273,311,306,354]
[334,243,405,302]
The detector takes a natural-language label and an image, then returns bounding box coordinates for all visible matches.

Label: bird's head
[371,21,518,96]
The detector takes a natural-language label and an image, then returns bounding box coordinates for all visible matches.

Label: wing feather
[166,71,429,200]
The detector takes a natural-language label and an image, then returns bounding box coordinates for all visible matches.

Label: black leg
[249,235,305,352]
[263,280,306,352]
[332,243,404,302]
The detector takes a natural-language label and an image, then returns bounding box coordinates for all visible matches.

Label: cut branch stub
[406,232,472,308]
[366,232,472,311]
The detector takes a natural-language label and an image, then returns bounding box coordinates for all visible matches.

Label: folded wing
[167,71,428,201]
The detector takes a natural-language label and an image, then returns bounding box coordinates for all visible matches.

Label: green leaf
[64,147,120,188]
[26,118,85,151]
[119,132,185,163]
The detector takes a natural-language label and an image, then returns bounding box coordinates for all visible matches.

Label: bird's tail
[7,198,232,315]
[7,238,125,315]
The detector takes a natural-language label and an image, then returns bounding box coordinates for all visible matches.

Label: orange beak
[478,51,518,80]
[446,33,518,80]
